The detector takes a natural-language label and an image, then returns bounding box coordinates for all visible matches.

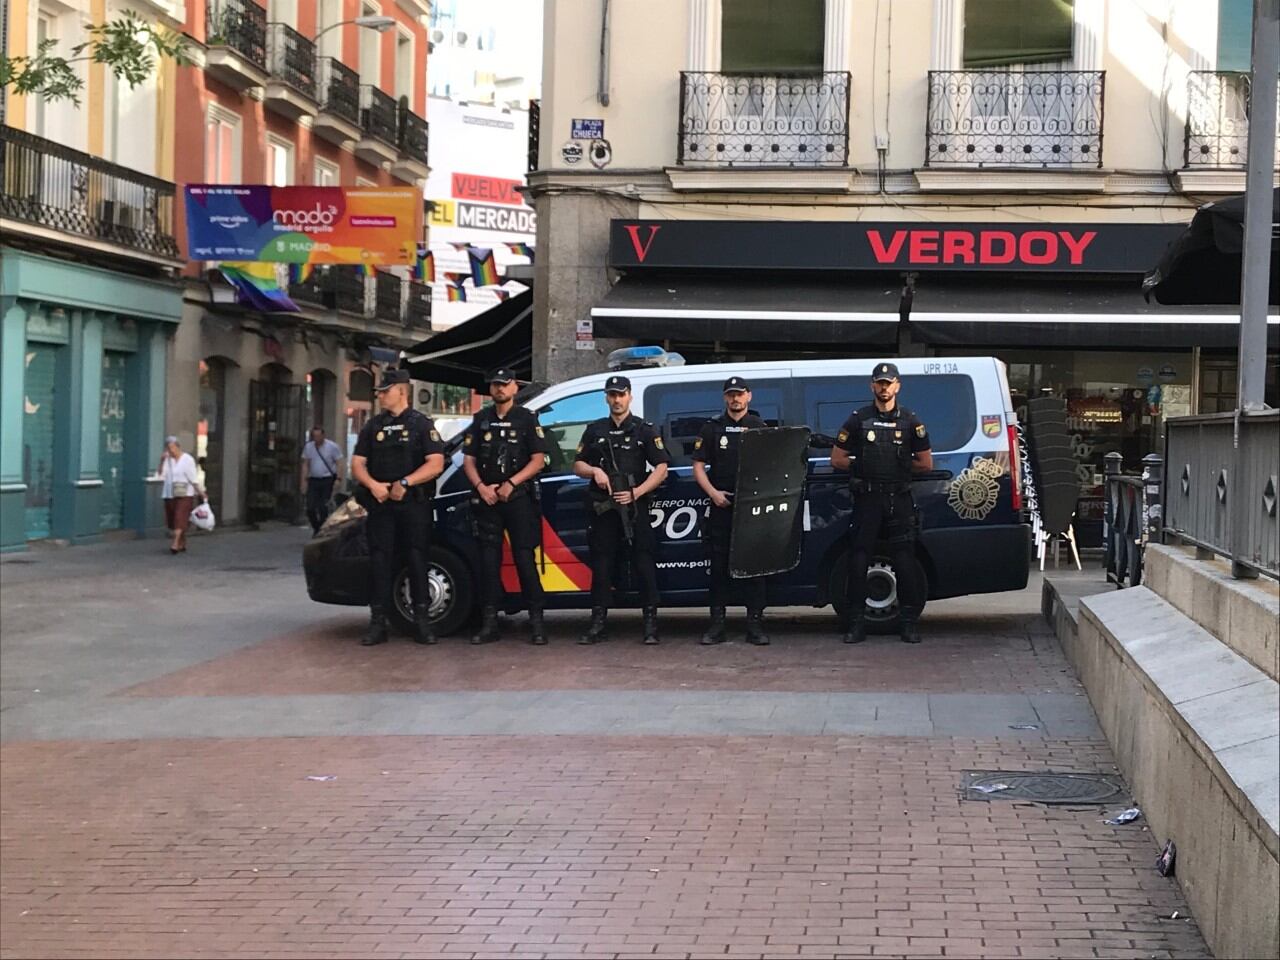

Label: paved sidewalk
[0,528,1208,958]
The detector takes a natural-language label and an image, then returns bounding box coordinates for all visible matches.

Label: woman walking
[158,436,204,554]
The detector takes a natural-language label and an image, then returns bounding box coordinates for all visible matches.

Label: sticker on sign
[571,119,605,139]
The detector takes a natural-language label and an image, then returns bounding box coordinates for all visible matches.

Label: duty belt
[852,479,910,494]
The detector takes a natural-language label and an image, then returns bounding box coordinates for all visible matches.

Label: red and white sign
[451,173,525,207]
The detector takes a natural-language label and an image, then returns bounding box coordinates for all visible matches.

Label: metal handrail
[316,57,360,124]
[397,102,429,164]
[266,23,317,99]
[360,85,398,147]
[206,0,268,70]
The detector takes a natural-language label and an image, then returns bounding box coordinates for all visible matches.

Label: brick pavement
[1,736,1206,960]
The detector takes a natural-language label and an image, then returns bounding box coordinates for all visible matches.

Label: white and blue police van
[304,350,1031,635]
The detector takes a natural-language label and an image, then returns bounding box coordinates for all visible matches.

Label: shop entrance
[198,358,230,518]
[247,366,303,523]
[98,350,128,529]
[23,343,59,541]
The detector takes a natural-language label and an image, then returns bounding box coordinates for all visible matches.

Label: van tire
[388,548,475,637]
[830,551,929,633]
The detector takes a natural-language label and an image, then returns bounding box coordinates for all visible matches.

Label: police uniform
[834,362,931,644]
[574,374,672,644]
[692,376,770,645]
[353,370,445,646]
[463,372,549,643]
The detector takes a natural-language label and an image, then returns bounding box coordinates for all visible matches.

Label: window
[359,2,382,86]
[962,0,1075,68]
[721,0,823,74]
[799,375,977,452]
[1217,0,1253,71]
[266,135,294,186]
[534,392,605,474]
[645,379,787,466]
[33,14,53,136]
[313,157,339,186]
[396,29,414,101]
[205,105,241,183]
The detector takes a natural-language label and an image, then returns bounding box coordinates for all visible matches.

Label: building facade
[530,0,1279,547]
[2,0,186,551]
[170,0,431,526]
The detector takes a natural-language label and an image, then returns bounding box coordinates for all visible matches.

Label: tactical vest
[851,408,913,484]
[365,411,434,498]
[586,418,649,502]
[474,410,532,487]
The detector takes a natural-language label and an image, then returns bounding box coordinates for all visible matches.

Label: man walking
[462,368,549,645]
[301,425,344,534]
[692,376,771,645]
[831,362,933,645]
[573,375,671,645]
[350,369,446,647]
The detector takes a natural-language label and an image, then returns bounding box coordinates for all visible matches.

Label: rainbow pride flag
[443,271,469,286]
[359,262,377,278]
[446,284,467,302]
[288,262,315,284]
[219,262,298,313]
[413,247,435,282]
[469,248,499,286]
[506,242,534,259]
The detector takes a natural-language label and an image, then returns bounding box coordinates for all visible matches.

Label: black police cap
[722,376,750,393]
[604,375,631,393]
[487,367,518,384]
[871,362,900,382]
[374,368,411,391]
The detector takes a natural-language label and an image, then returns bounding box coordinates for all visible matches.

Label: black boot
[471,607,499,644]
[361,608,389,646]
[700,607,727,645]
[745,609,769,645]
[529,608,548,645]
[413,604,436,645]
[642,607,659,645]
[900,620,922,644]
[843,618,867,644]
[578,607,608,645]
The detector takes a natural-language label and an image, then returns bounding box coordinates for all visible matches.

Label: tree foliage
[0,12,189,106]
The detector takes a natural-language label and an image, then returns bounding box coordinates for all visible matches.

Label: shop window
[962,0,1075,68]
[800,375,977,452]
[720,0,824,74]
[645,379,786,466]
[535,391,603,475]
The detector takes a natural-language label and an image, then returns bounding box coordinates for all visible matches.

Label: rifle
[591,436,636,544]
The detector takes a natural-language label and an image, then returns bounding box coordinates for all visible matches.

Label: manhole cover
[961,770,1125,804]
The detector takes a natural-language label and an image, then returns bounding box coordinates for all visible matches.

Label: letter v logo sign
[623,224,661,262]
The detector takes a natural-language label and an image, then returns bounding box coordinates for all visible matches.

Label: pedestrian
[301,426,344,534]
[831,362,933,645]
[692,376,771,645]
[350,369,446,647]
[573,375,671,645]
[158,435,204,555]
[462,368,549,645]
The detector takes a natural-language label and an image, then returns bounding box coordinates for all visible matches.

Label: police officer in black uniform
[462,368,549,644]
[350,368,446,647]
[692,376,771,646]
[831,362,933,645]
[573,375,671,645]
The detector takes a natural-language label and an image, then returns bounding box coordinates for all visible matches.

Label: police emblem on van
[947,457,1002,520]
[981,415,1002,438]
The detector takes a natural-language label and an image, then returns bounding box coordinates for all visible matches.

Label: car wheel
[389,548,475,637]
[830,552,929,633]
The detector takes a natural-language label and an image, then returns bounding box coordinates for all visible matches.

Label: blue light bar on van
[607,345,671,370]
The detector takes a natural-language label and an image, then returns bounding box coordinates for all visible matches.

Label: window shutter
[721,0,824,75]
[962,0,1075,69]
[1216,0,1253,72]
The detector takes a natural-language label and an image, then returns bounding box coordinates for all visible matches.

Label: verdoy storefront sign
[184,185,421,265]
[609,220,1187,273]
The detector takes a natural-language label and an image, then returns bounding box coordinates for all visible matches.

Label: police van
[304,355,1030,636]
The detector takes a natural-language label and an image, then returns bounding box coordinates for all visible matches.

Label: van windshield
[802,374,977,451]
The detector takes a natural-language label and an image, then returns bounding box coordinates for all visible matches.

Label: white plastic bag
[190,501,216,532]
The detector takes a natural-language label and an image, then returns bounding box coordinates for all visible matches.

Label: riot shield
[728,426,811,579]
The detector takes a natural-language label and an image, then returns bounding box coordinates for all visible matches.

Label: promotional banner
[184,185,421,265]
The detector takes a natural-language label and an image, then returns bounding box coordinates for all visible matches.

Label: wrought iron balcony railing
[360,85,399,147]
[266,22,316,99]
[288,265,330,307]
[332,266,368,315]
[925,70,1105,168]
[316,58,360,125]
[528,99,540,173]
[206,0,268,71]
[1184,71,1280,169]
[374,269,404,322]
[678,72,851,166]
[406,281,432,330]
[0,124,179,258]
[397,102,429,165]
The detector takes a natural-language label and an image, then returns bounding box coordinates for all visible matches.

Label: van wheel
[389,548,475,637]
[831,552,928,633]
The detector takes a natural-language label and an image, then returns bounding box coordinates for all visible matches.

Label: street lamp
[314,15,397,44]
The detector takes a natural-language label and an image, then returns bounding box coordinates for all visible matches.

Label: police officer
[831,362,933,645]
[350,368,446,647]
[692,376,770,645]
[462,368,549,644]
[573,375,671,645]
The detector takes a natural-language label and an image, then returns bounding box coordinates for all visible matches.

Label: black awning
[404,290,532,389]
[590,275,902,345]
[906,275,1278,348]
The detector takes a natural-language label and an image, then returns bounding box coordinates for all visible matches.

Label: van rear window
[802,374,977,451]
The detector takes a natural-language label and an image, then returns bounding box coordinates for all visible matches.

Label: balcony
[356,85,400,166]
[0,124,179,260]
[332,265,369,315]
[1184,71,1280,173]
[264,23,316,120]
[924,70,1105,169]
[373,269,405,323]
[406,281,432,331]
[313,57,361,146]
[391,102,430,182]
[204,0,268,91]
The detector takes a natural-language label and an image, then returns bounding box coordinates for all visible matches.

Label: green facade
[0,248,181,552]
